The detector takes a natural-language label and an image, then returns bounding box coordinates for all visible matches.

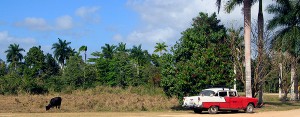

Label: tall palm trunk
[296,62,299,100]
[234,64,237,90]
[84,51,86,78]
[84,51,87,63]
[291,27,299,101]
[279,63,282,98]
[244,0,252,98]
[257,0,264,105]
[290,63,296,100]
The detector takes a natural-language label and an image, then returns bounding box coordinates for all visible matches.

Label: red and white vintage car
[182,88,258,114]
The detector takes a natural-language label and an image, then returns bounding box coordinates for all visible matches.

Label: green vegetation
[161,12,234,100]
[0,1,300,113]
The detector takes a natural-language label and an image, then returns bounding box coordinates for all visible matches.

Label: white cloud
[55,15,73,30]
[125,27,176,52]
[0,31,37,60]
[15,17,51,31]
[75,6,100,23]
[113,34,124,42]
[127,27,175,44]
[124,0,205,52]
[14,15,77,40]
[124,0,275,53]
[76,6,99,17]
[15,16,75,31]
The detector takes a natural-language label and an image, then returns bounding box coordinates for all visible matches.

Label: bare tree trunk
[257,0,264,105]
[295,62,299,100]
[282,90,288,102]
[279,63,282,98]
[290,64,296,100]
[84,51,87,63]
[234,64,237,90]
[84,51,86,78]
[244,0,252,98]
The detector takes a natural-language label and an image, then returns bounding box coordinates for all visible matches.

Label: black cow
[46,97,62,111]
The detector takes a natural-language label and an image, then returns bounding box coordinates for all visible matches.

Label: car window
[219,91,227,97]
[229,91,236,97]
[199,90,216,96]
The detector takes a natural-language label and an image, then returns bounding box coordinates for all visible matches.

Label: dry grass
[255,93,300,112]
[1,88,299,113]
[0,86,178,113]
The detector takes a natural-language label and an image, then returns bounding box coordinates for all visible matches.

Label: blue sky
[0,0,274,61]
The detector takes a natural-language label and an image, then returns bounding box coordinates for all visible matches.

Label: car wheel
[208,106,218,114]
[193,109,202,114]
[231,110,239,113]
[245,103,254,113]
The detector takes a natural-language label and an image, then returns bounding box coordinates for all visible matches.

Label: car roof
[202,88,237,93]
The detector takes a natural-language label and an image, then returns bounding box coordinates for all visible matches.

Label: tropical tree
[0,59,6,76]
[161,12,234,99]
[63,55,85,88]
[79,45,87,63]
[224,0,264,100]
[116,42,128,52]
[43,53,60,77]
[154,42,168,56]
[267,0,300,101]
[5,43,25,70]
[52,38,73,70]
[216,0,253,98]
[24,46,45,78]
[101,44,116,59]
[130,45,145,76]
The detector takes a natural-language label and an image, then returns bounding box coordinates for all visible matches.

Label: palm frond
[216,0,221,14]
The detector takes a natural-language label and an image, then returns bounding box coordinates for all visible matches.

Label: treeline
[0,12,235,97]
[0,42,163,94]
[0,10,299,102]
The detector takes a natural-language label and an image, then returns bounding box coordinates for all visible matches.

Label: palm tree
[79,45,87,63]
[101,44,116,59]
[154,42,168,56]
[226,0,264,105]
[52,38,73,69]
[130,45,147,75]
[267,0,300,100]
[79,45,87,78]
[116,42,128,52]
[216,0,253,98]
[5,43,25,70]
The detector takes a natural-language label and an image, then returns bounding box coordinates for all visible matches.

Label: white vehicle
[182,88,258,114]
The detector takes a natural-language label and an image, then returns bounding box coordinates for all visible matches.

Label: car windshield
[199,90,215,96]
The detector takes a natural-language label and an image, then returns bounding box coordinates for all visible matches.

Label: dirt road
[0,109,299,117]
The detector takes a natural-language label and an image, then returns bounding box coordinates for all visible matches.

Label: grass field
[0,86,178,113]
[0,86,299,113]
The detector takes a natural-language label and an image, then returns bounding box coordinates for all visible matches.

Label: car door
[228,91,243,109]
[218,91,230,109]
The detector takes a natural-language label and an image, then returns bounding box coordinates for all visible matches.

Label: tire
[231,110,239,113]
[245,103,254,113]
[208,106,218,114]
[193,109,202,114]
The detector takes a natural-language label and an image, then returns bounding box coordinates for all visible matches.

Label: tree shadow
[170,105,190,111]
[263,101,300,107]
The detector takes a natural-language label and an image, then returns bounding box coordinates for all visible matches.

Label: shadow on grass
[170,105,189,111]
[264,101,300,107]
[255,101,300,112]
